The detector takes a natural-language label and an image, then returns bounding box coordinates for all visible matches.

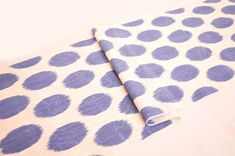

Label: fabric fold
[94,0,235,126]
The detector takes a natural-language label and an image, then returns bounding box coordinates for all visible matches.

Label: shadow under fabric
[0,0,235,155]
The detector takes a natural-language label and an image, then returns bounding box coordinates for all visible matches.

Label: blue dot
[186,46,212,61]
[193,6,215,14]
[119,44,146,56]
[86,50,108,65]
[48,122,87,151]
[152,16,175,27]
[101,71,121,88]
[119,96,138,114]
[171,65,199,81]
[79,93,111,116]
[105,28,131,38]
[192,87,218,102]
[63,70,94,89]
[95,120,132,146]
[198,31,222,43]
[0,73,18,90]
[211,17,233,28]
[70,38,96,47]
[0,96,29,119]
[23,71,57,90]
[122,19,144,27]
[232,34,235,41]
[154,85,184,103]
[168,30,192,43]
[98,40,113,53]
[220,47,235,61]
[140,106,164,125]
[11,56,41,69]
[124,80,145,100]
[49,51,79,67]
[142,120,171,139]
[34,94,70,118]
[135,63,164,78]
[182,17,204,27]
[204,0,221,3]
[207,65,234,82]
[222,5,235,15]
[137,30,162,42]
[166,8,185,14]
[152,46,179,60]
[110,59,128,74]
[0,125,42,154]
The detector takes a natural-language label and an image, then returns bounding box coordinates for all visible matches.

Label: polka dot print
[49,51,79,67]
[192,87,218,102]
[154,85,184,103]
[231,34,235,41]
[119,96,138,114]
[198,31,223,43]
[182,17,204,27]
[23,71,57,90]
[204,0,221,3]
[137,30,162,42]
[140,106,163,125]
[171,65,199,82]
[11,56,41,69]
[193,6,215,14]
[142,120,171,139]
[119,44,146,56]
[168,30,192,43]
[0,96,29,119]
[78,93,111,116]
[186,46,211,61]
[94,120,132,146]
[0,73,18,90]
[110,59,129,74]
[48,122,87,151]
[211,17,234,28]
[86,50,108,65]
[105,28,131,38]
[98,40,113,53]
[152,46,179,60]
[152,16,175,27]
[70,38,96,47]
[63,70,94,89]
[101,71,122,88]
[207,65,234,82]
[34,94,70,118]
[222,5,235,15]
[1,0,235,154]
[123,19,144,27]
[220,47,235,61]
[135,63,164,78]
[124,80,145,99]
[0,125,42,154]
[166,8,184,14]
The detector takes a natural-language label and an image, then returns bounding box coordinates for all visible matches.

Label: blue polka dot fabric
[0,38,170,155]
[0,0,235,155]
[94,0,235,126]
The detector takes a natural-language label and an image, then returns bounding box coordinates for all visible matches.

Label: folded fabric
[0,0,235,155]
[0,37,171,156]
[94,0,235,126]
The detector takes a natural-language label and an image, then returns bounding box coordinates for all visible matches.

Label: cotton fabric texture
[0,0,235,155]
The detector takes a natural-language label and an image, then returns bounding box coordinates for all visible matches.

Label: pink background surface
[0,0,234,155]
